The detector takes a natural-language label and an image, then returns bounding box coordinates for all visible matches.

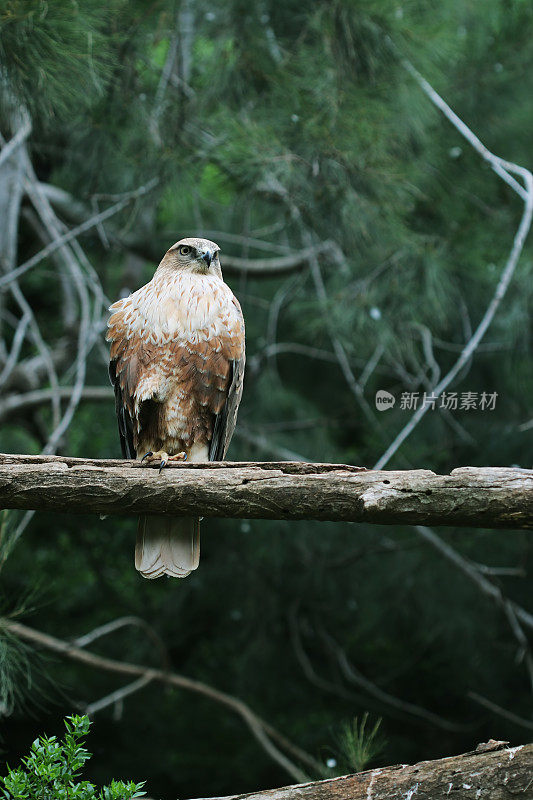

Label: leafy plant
[337,714,384,773]
[0,715,145,799]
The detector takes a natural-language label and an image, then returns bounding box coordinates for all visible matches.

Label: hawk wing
[109,358,135,459]
[209,295,245,460]
[209,354,245,461]
[106,296,152,459]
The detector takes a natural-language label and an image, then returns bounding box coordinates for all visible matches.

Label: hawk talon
[166,451,187,463]
[141,450,187,472]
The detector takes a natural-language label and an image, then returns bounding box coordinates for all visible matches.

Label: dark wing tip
[209,357,245,461]
[109,358,135,459]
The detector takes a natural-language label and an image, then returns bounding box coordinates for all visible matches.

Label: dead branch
[289,604,468,733]
[0,117,32,169]
[0,179,158,290]
[73,615,170,670]
[34,183,337,277]
[468,692,533,731]
[0,340,71,394]
[214,242,335,275]
[0,386,113,423]
[415,526,533,634]
[1,618,321,782]
[189,741,533,800]
[0,455,531,529]
[84,675,153,717]
[317,626,467,733]
[373,59,533,470]
[235,426,311,462]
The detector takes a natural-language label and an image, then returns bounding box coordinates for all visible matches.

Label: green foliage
[0,716,145,800]
[0,0,115,121]
[337,714,384,773]
[0,624,31,716]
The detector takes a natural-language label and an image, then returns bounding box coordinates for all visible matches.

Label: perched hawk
[107,238,245,579]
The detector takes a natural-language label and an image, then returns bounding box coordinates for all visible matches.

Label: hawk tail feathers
[136,515,200,579]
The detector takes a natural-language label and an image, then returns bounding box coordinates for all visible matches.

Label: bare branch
[266,275,305,375]
[0,180,158,289]
[302,228,385,435]
[518,418,533,433]
[0,117,31,169]
[221,241,335,275]
[500,600,533,691]
[0,386,114,423]
[399,53,529,200]
[468,691,533,731]
[0,311,31,386]
[21,171,93,455]
[288,606,358,704]
[373,64,533,470]
[187,230,293,255]
[73,615,169,671]
[0,339,70,395]
[471,563,526,578]
[318,627,468,733]
[150,8,182,145]
[415,526,533,634]
[9,281,62,428]
[2,618,314,783]
[291,600,469,733]
[84,675,153,717]
[358,343,385,391]
[235,427,311,462]
[252,342,339,366]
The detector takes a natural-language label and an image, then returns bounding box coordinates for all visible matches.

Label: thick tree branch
[0,454,531,529]
[190,741,533,800]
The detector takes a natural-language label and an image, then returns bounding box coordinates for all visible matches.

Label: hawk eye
[178,245,192,256]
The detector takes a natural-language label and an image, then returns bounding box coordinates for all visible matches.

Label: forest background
[0,1,532,797]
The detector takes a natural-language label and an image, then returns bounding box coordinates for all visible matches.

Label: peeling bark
[0,454,531,528]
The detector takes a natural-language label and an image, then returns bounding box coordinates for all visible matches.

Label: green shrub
[0,715,145,800]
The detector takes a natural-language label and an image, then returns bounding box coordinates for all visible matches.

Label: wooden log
[0,454,531,528]
[192,740,533,800]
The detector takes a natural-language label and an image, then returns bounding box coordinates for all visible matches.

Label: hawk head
[163,237,222,276]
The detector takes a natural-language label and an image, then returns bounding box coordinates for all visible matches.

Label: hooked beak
[200,249,213,267]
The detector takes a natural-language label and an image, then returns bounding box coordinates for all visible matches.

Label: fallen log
[192,740,533,800]
[0,454,531,528]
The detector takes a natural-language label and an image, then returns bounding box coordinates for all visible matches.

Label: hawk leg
[141,450,187,473]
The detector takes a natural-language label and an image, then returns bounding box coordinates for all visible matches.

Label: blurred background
[0,0,532,797]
